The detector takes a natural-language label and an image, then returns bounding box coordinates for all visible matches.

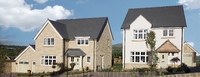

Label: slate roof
[156,40,180,53]
[66,48,86,57]
[52,17,109,40]
[121,5,187,29]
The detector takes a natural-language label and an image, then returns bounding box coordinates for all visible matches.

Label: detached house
[121,5,197,69]
[11,17,113,73]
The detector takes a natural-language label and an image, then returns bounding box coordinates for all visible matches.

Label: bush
[181,63,190,73]
[166,66,173,73]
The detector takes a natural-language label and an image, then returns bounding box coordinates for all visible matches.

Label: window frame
[86,56,91,63]
[76,37,90,46]
[163,29,174,37]
[43,37,54,46]
[41,55,56,66]
[133,29,148,40]
[130,51,148,63]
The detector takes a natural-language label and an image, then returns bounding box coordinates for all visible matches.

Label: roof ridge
[129,5,182,10]
[57,17,108,21]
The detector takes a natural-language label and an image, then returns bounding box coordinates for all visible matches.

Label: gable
[156,40,180,53]
[130,15,151,29]
[184,42,198,54]
[14,45,35,60]
[34,20,63,40]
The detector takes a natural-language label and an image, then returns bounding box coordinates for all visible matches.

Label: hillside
[0,45,26,57]
[112,43,122,50]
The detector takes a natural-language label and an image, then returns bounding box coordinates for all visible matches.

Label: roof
[56,17,109,40]
[65,48,86,57]
[14,45,35,60]
[184,42,199,55]
[156,40,180,53]
[121,5,187,29]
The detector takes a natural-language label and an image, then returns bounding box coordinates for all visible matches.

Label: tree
[0,44,7,75]
[145,31,158,75]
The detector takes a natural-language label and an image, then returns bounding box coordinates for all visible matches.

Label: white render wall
[122,15,184,68]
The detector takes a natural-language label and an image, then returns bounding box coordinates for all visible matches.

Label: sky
[0,0,200,53]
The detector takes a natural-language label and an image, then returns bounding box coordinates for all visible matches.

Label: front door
[73,57,80,69]
[159,53,168,68]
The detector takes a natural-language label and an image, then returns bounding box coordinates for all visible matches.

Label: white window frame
[130,51,148,63]
[76,37,90,46]
[41,56,56,66]
[86,56,91,64]
[133,29,148,40]
[43,37,54,46]
[163,29,174,37]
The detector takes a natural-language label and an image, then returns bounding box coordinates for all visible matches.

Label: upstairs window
[133,29,147,40]
[76,37,89,46]
[44,38,54,46]
[163,29,174,36]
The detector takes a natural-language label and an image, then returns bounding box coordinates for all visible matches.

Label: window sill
[161,36,175,39]
[43,45,55,46]
[132,39,146,42]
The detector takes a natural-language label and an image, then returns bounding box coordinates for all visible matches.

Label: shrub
[166,66,173,73]
[181,63,190,73]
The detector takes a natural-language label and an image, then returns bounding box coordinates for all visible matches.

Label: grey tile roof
[65,48,86,57]
[121,5,187,29]
[50,17,108,40]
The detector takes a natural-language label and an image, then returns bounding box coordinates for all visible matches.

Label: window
[19,61,29,64]
[133,29,147,39]
[172,52,174,56]
[19,61,23,64]
[44,38,54,46]
[87,56,91,63]
[71,57,74,62]
[162,55,164,59]
[130,51,148,63]
[163,29,174,36]
[76,38,89,45]
[41,56,56,65]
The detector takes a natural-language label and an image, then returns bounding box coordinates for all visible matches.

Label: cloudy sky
[0,0,200,53]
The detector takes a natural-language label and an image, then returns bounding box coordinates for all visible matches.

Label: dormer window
[44,38,54,46]
[163,29,174,36]
[133,29,147,40]
[76,37,89,46]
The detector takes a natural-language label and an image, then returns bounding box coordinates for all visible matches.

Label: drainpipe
[123,29,126,69]
[181,27,183,66]
[63,39,66,70]
[93,39,96,71]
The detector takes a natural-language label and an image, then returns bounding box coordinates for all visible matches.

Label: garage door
[18,61,30,73]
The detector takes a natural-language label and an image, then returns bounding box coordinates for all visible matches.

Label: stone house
[10,17,113,73]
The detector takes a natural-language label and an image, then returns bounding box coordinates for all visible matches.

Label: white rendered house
[121,5,187,69]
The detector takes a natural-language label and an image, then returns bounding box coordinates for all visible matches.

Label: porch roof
[156,40,180,53]
[65,48,86,57]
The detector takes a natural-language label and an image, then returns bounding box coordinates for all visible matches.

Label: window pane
[136,56,139,62]
[48,38,51,45]
[85,40,88,45]
[141,56,145,62]
[163,30,167,36]
[51,38,54,45]
[87,57,91,62]
[77,40,80,45]
[136,52,140,55]
[141,52,145,55]
[19,61,23,64]
[81,39,84,44]
[131,56,134,62]
[169,30,173,36]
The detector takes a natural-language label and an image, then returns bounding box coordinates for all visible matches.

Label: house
[183,42,198,67]
[121,5,193,69]
[10,17,113,73]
